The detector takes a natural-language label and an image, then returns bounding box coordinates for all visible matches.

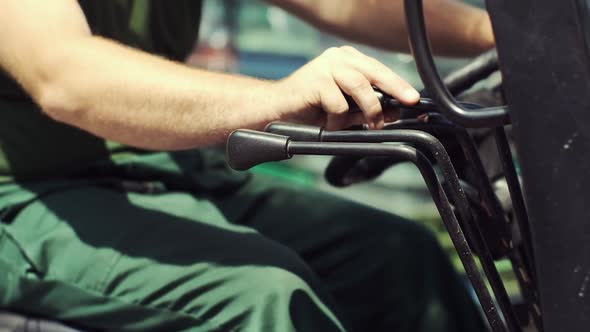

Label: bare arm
[0,0,419,151]
[267,0,494,57]
[0,0,285,150]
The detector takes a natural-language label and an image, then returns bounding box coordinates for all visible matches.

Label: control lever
[226,129,508,332]
[264,122,520,331]
[226,130,290,171]
[346,88,482,114]
[265,123,399,187]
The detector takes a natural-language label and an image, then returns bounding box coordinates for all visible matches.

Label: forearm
[269,0,494,57]
[36,37,282,150]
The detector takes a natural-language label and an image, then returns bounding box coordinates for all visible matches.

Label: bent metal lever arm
[226,129,508,332]
[265,122,520,331]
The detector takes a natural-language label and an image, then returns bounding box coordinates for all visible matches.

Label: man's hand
[274,46,420,130]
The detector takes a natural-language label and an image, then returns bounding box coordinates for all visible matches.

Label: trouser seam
[98,252,123,292]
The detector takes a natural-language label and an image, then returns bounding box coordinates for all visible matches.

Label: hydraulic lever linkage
[265,123,525,332]
[227,129,509,332]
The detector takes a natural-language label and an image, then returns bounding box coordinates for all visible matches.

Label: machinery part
[227,129,508,331]
[265,123,521,331]
[486,0,590,330]
[404,0,510,127]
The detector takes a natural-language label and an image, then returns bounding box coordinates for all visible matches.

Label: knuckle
[321,95,349,115]
[340,45,357,53]
[366,55,379,63]
[367,101,382,115]
[317,76,337,92]
[323,47,340,57]
[349,77,371,93]
[357,98,382,117]
[333,102,349,114]
[370,74,387,87]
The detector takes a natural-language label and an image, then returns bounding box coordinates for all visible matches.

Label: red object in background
[186,44,238,73]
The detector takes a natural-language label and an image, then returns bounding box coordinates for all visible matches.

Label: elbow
[31,39,92,124]
[35,79,87,124]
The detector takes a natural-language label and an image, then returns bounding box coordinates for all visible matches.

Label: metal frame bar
[385,118,540,329]
[493,129,536,279]
[270,119,541,329]
[227,130,508,330]
[403,0,509,128]
[493,128,542,329]
[321,130,520,330]
[266,124,522,331]
[286,141,509,332]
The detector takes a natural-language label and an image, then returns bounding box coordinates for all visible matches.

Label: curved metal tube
[385,117,515,248]
[287,142,507,332]
[404,0,510,127]
[386,119,541,329]
[320,130,521,332]
[267,121,514,257]
[387,118,536,266]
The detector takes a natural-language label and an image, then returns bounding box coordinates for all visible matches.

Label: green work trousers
[0,150,485,332]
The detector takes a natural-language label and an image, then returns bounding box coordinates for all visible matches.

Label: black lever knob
[226,130,291,170]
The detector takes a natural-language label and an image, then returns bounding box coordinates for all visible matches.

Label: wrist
[270,77,313,123]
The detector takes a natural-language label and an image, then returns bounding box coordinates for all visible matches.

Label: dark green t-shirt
[0,0,203,181]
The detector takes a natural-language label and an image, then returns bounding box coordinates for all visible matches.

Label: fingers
[340,46,420,105]
[325,46,419,129]
[282,46,417,130]
[318,80,353,130]
[319,80,350,115]
[333,67,384,129]
[326,112,365,130]
[325,109,400,131]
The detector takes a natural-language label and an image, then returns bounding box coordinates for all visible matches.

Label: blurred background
[185,0,518,296]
